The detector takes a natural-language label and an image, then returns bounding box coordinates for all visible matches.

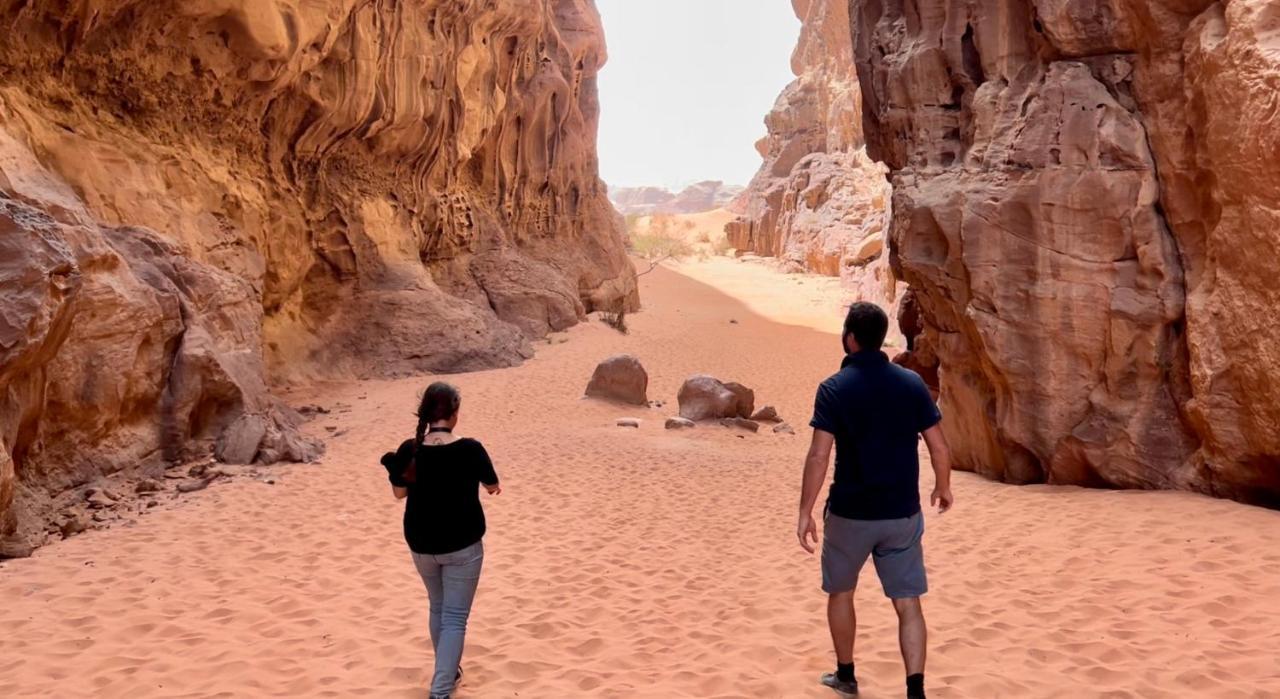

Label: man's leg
[892,596,926,675]
[827,590,856,664]
[871,513,928,697]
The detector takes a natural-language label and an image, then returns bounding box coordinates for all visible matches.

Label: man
[797,302,954,699]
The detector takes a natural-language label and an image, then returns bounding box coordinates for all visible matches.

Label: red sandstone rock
[678,376,754,422]
[853,0,1280,503]
[585,355,649,406]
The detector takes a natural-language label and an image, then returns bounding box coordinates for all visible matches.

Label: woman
[382,382,501,699]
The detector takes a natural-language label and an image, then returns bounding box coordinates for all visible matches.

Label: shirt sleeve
[472,441,499,485]
[382,440,415,488]
[809,381,838,434]
[914,379,942,433]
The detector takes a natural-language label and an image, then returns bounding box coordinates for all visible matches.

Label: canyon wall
[853,0,1280,504]
[0,0,636,554]
[727,0,894,306]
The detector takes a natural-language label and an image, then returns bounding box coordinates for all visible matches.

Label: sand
[2,263,1279,698]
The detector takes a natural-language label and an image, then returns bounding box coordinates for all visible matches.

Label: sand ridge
[1,264,1279,697]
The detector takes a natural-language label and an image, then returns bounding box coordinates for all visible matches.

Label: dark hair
[843,302,889,352]
[405,382,461,483]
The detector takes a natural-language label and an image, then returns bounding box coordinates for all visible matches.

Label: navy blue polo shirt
[810,350,942,520]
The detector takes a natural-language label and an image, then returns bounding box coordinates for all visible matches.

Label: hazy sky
[595,0,800,190]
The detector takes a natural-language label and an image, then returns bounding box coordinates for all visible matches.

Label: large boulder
[678,375,755,421]
[585,355,649,406]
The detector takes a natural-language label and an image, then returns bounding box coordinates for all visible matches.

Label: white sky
[595,0,801,191]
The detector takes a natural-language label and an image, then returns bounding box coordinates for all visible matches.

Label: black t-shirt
[383,438,500,555]
[810,350,942,520]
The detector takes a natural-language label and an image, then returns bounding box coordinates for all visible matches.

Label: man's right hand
[797,511,819,553]
[930,486,954,514]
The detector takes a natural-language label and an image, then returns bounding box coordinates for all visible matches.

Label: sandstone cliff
[0,0,637,554]
[854,0,1279,504]
[727,0,893,304]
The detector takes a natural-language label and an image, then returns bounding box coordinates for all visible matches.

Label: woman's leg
[428,541,484,697]
[411,551,444,651]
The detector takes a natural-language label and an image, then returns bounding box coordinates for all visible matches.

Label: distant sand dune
[1,266,1278,697]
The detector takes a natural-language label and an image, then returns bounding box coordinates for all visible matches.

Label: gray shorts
[821,510,927,598]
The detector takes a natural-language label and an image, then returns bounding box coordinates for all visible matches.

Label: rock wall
[0,0,637,554]
[853,0,1280,505]
[727,0,893,301]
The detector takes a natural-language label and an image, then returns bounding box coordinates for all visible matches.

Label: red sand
[1,263,1278,697]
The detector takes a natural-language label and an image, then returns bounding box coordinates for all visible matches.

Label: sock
[837,662,855,683]
[907,673,925,696]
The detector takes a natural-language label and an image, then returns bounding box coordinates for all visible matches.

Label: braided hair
[404,381,461,484]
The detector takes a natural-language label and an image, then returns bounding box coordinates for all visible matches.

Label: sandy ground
[2,264,1280,698]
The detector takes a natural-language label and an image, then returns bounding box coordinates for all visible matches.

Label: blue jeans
[411,540,484,697]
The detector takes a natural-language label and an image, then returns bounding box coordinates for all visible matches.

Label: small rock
[773,422,796,435]
[298,405,330,418]
[616,418,642,428]
[729,319,739,324]
[176,479,212,494]
[719,417,760,433]
[86,491,117,509]
[60,509,91,537]
[665,417,696,430]
[146,500,159,509]
[750,405,781,422]
[135,479,162,494]
[325,426,338,433]
[333,430,348,438]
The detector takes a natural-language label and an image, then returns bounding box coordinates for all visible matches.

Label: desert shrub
[599,300,628,335]
[631,231,693,261]
[711,237,734,257]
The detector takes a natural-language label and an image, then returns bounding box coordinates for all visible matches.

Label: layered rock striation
[727,0,893,298]
[854,0,1280,504]
[0,0,636,553]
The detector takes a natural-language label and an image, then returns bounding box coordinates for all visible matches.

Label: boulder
[774,423,797,435]
[616,418,641,429]
[678,375,755,421]
[585,355,649,406]
[215,414,268,465]
[723,383,756,419]
[665,417,696,430]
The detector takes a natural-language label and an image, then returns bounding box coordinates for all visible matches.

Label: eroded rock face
[0,0,637,552]
[853,0,1280,504]
[727,0,894,304]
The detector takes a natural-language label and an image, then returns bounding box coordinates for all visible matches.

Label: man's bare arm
[392,485,408,500]
[797,429,835,552]
[922,425,953,513]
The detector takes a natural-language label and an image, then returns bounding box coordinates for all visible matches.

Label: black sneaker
[821,672,859,696]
